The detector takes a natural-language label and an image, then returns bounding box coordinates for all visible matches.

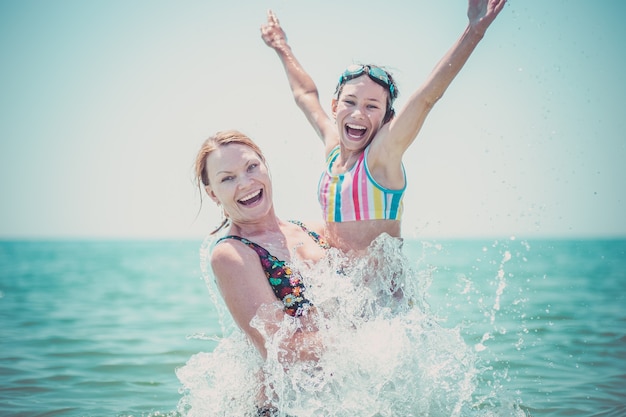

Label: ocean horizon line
[1,233,625,243]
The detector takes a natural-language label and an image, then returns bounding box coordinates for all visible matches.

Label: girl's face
[332,76,388,152]
[205,144,273,224]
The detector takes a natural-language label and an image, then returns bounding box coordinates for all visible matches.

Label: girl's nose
[352,106,365,117]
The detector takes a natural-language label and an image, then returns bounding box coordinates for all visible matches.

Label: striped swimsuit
[318,146,406,222]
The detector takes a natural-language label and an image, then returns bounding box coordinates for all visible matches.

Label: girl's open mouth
[345,123,367,140]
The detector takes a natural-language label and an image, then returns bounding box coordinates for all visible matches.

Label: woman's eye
[248,163,258,172]
[221,176,234,182]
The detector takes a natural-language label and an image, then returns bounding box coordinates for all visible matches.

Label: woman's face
[332,76,388,152]
[205,144,273,224]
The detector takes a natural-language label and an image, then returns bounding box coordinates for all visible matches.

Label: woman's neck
[229,215,283,239]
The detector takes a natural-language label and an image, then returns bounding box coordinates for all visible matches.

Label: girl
[261,0,506,253]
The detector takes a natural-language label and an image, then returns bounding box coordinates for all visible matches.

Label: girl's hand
[261,10,288,49]
[467,0,506,34]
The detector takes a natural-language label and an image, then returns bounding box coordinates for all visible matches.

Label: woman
[261,0,507,253]
[193,130,329,415]
[195,129,328,359]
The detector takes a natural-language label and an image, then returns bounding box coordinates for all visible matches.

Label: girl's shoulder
[323,134,341,158]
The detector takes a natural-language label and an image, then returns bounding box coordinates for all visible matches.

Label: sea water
[0,237,624,416]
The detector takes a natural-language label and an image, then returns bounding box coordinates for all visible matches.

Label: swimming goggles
[337,64,397,99]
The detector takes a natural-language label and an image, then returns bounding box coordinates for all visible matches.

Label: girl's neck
[336,145,364,171]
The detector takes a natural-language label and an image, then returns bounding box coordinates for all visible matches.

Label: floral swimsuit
[216,221,329,317]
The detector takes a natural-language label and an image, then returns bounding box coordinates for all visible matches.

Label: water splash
[476,249,513,353]
[177,234,529,416]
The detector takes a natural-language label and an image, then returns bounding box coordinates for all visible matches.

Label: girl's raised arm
[261,10,338,152]
[379,0,506,161]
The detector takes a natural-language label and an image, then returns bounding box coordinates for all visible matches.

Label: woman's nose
[238,173,254,187]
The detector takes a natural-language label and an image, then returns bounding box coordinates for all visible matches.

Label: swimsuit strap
[216,220,328,253]
[215,225,324,317]
[215,235,270,258]
[288,220,330,249]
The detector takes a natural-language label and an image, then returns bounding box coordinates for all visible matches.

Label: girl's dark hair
[334,64,399,123]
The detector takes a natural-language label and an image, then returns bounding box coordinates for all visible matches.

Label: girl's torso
[318,146,405,223]
[318,146,405,252]
[325,219,401,253]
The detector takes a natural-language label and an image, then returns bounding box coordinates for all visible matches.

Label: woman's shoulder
[210,236,253,269]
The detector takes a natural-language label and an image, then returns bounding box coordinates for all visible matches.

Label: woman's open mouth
[238,189,263,206]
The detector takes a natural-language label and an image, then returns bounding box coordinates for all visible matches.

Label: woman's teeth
[238,190,262,205]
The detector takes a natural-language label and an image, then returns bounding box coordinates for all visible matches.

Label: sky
[1,0,624,240]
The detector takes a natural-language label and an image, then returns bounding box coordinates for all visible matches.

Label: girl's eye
[221,176,234,183]
[343,99,356,105]
[248,163,259,172]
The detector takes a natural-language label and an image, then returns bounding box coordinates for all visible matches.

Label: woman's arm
[261,10,338,153]
[211,240,323,362]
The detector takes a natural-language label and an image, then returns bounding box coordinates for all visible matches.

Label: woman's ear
[205,185,219,204]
